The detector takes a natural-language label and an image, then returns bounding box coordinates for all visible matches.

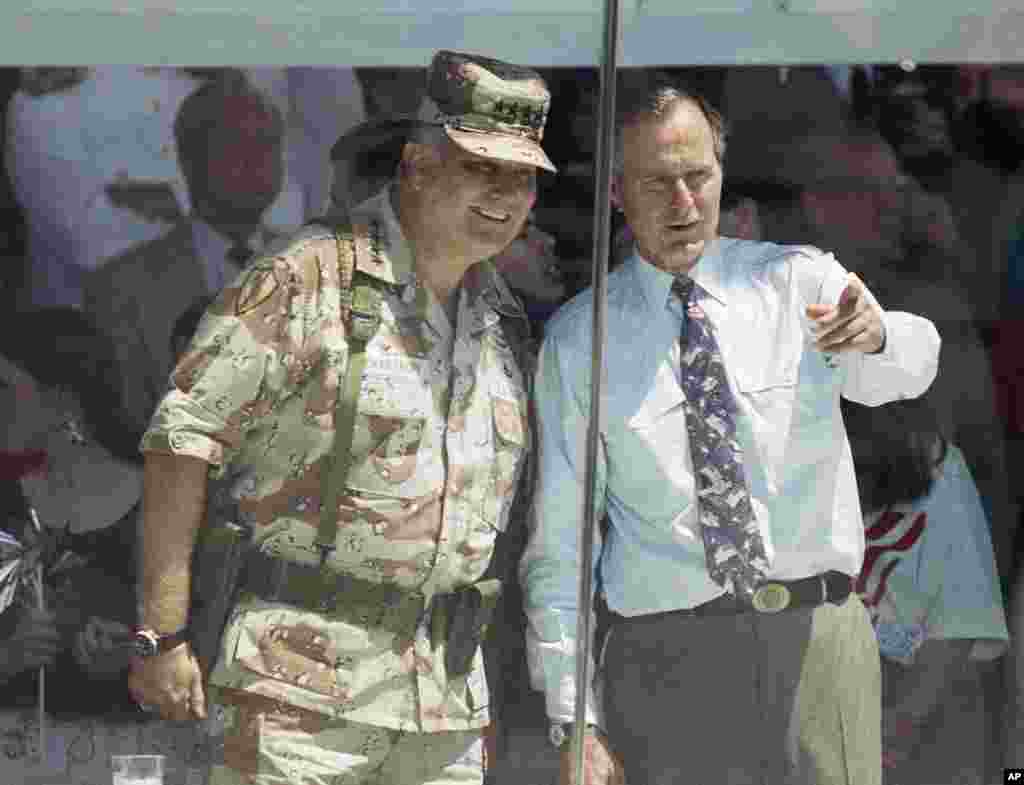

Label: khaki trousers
[601,593,881,785]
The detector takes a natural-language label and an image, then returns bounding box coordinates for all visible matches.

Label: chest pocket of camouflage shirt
[317,362,442,585]
[343,365,434,497]
[479,369,529,533]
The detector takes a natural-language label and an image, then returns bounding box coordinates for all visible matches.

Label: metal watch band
[132,627,189,657]
[549,721,601,749]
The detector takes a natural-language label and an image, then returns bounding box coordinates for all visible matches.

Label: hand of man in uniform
[128,643,207,721]
[558,729,626,785]
[0,607,61,679]
[806,272,887,355]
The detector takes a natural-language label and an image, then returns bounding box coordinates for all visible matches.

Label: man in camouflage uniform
[128,50,556,785]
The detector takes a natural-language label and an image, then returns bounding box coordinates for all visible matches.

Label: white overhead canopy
[2,0,1022,67]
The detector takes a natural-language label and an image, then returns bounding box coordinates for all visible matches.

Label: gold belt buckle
[751,582,791,613]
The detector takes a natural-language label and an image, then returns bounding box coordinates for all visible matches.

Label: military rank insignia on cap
[332,50,556,174]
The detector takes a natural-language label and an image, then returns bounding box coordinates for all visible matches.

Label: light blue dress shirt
[520,238,941,723]
[859,445,1008,664]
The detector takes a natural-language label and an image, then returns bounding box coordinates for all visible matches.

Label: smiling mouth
[471,206,511,223]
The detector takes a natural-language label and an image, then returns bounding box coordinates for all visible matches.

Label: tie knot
[671,276,695,304]
[227,244,254,267]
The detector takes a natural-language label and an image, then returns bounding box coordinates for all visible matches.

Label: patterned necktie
[672,277,770,598]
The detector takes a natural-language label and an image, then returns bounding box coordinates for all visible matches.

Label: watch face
[549,723,568,749]
[132,631,159,658]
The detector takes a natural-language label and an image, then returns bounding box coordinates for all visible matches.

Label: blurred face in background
[718,196,762,242]
[492,220,566,303]
[195,93,284,224]
[876,74,955,166]
[797,134,960,275]
[989,65,1024,111]
[0,355,67,455]
[570,83,600,157]
[799,138,910,267]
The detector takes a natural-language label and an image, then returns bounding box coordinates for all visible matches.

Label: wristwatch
[132,627,189,658]
[549,721,602,749]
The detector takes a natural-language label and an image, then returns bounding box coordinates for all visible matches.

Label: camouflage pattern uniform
[141,188,532,784]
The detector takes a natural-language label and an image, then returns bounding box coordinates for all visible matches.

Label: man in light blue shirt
[520,74,940,785]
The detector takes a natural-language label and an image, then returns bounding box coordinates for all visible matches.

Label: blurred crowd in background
[0,62,1022,784]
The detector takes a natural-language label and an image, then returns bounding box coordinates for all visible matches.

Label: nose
[669,178,695,210]
[490,167,536,197]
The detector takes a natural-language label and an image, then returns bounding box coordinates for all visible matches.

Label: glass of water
[112,754,165,785]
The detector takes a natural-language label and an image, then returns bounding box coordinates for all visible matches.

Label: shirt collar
[629,238,729,309]
[350,187,416,287]
[462,260,526,334]
[350,186,525,331]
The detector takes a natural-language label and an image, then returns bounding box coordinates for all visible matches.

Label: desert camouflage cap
[418,50,555,172]
[332,50,556,173]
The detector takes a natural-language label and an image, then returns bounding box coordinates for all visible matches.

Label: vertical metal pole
[28,508,46,765]
[572,0,621,782]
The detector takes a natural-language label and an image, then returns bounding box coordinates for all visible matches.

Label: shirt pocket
[619,373,695,518]
[733,362,798,486]
[232,612,352,702]
[626,371,686,428]
[316,371,441,585]
[344,370,433,497]
[224,599,418,712]
[479,391,528,533]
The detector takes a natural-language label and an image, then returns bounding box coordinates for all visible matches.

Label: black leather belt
[610,571,853,622]
[239,550,497,677]
[241,549,423,615]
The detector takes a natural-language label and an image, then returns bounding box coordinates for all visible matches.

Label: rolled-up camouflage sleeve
[140,254,311,479]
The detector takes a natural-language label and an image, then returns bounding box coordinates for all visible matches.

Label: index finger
[810,268,863,306]
[807,275,863,326]
[190,675,207,720]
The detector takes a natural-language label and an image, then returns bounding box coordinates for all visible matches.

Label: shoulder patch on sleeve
[235,265,282,316]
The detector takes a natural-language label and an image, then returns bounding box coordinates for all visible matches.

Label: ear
[734,198,762,242]
[610,175,624,210]
[400,142,439,187]
[800,190,827,229]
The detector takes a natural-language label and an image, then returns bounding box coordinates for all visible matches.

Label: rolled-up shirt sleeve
[519,324,606,726]
[140,256,305,479]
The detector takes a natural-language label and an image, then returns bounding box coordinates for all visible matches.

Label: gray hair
[613,73,727,177]
[407,123,449,150]
[397,123,453,182]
